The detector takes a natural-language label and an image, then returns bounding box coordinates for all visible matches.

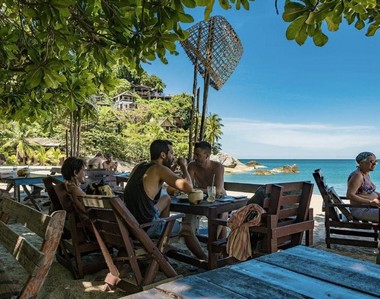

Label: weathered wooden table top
[123,245,380,299]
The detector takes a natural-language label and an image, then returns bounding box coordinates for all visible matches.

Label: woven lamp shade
[181,16,243,90]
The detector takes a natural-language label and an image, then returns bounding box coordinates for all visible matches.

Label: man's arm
[160,158,193,193]
[187,162,197,187]
[214,163,226,196]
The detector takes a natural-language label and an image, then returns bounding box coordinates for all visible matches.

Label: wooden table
[114,172,130,186]
[168,195,249,270]
[124,245,380,298]
[0,173,63,210]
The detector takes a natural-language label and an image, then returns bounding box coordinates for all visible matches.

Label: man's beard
[164,158,173,168]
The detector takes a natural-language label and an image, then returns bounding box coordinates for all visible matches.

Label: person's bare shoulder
[348,170,361,182]
[211,160,224,171]
[188,161,197,171]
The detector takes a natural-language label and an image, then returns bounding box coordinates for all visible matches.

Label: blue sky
[144,1,380,159]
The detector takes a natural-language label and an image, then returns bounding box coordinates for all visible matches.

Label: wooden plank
[227,260,377,298]
[224,182,261,193]
[2,199,50,239]
[121,288,173,298]
[0,222,43,275]
[0,261,19,298]
[156,275,251,299]
[257,246,380,297]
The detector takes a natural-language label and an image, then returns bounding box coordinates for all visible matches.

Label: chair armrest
[211,218,228,226]
[330,203,376,209]
[139,213,185,229]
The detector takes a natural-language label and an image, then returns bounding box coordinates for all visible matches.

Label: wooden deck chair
[52,182,106,279]
[80,196,184,294]
[249,181,314,254]
[313,169,379,260]
[43,176,65,213]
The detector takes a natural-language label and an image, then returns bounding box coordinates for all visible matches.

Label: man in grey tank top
[124,139,207,260]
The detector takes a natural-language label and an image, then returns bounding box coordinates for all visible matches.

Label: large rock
[211,152,242,168]
[246,160,263,168]
[272,164,299,174]
[253,169,274,176]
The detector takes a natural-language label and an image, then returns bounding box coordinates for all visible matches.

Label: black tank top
[123,162,160,224]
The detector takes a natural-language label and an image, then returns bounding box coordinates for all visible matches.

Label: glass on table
[207,186,216,202]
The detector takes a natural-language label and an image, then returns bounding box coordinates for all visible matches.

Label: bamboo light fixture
[181,16,243,91]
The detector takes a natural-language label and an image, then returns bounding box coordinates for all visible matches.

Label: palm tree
[205,113,223,153]
[1,121,40,164]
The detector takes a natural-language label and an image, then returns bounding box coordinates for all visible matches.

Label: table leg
[14,185,20,202]
[208,207,219,269]
[21,185,42,211]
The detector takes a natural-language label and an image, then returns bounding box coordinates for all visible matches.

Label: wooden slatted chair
[80,196,184,294]
[212,181,314,264]
[52,181,106,279]
[313,169,379,261]
[249,181,314,254]
[0,198,65,299]
[43,176,65,213]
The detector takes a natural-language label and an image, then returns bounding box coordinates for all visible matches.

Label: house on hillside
[131,84,173,101]
[112,84,173,111]
[27,138,62,149]
[157,118,176,131]
[113,91,138,110]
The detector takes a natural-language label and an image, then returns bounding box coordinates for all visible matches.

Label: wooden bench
[0,198,65,298]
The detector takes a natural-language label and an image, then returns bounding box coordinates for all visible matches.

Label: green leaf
[366,23,380,36]
[313,30,328,46]
[178,12,194,23]
[203,0,215,19]
[218,0,232,10]
[286,15,308,40]
[182,0,196,8]
[355,19,365,30]
[283,2,307,22]
[325,16,340,31]
[25,65,44,89]
[240,0,250,10]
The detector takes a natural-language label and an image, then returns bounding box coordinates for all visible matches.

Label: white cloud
[220,118,380,158]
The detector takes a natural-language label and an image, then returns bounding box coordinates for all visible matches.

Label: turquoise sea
[224,159,380,195]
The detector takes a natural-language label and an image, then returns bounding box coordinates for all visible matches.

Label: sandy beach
[1,192,379,299]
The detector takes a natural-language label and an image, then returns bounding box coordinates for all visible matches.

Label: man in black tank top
[124,140,207,260]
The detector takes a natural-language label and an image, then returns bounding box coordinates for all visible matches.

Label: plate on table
[176,193,188,199]
[216,195,247,202]
[175,193,207,203]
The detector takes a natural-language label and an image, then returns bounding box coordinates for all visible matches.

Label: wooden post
[199,18,215,141]
[194,87,200,145]
[188,26,203,161]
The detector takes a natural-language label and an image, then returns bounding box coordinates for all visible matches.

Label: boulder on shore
[245,160,263,168]
[272,164,299,174]
[253,169,274,176]
[211,152,243,168]
[253,164,299,176]
[211,152,257,173]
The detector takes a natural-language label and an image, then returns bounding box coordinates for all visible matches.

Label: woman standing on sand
[347,151,380,222]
